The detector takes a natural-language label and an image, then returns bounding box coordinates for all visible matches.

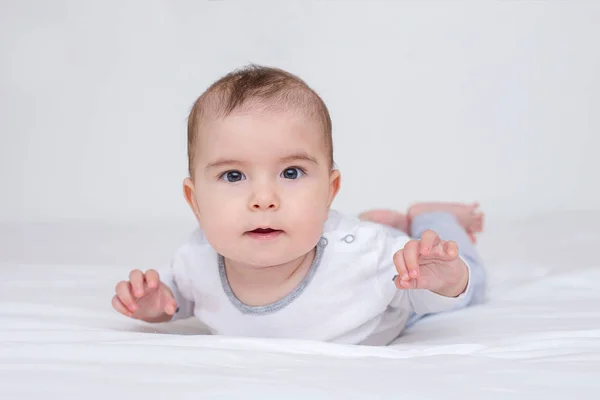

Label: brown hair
[186,64,333,177]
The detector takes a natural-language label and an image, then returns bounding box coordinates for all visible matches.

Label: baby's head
[183,65,341,267]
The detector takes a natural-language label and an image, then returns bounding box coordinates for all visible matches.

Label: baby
[111,65,486,345]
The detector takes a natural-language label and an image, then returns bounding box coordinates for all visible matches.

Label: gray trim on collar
[218,237,328,315]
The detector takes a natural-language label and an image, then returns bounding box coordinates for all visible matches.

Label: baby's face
[186,109,339,267]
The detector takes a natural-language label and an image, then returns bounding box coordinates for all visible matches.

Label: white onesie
[159,210,484,345]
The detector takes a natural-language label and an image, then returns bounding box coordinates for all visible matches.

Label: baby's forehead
[195,109,328,162]
[202,105,324,139]
[204,109,324,142]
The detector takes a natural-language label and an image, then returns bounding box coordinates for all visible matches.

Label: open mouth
[246,227,283,240]
[251,228,278,234]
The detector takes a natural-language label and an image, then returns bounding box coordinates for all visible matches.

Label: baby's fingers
[164,301,178,316]
[393,249,418,289]
[129,269,145,298]
[403,240,421,279]
[145,269,160,289]
[419,230,440,256]
[159,284,178,316]
[393,249,408,282]
[111,295,132,317]
[115,281,138,313]
[443,240,459,259]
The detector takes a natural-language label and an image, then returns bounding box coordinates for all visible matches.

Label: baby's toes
[473,213,484,232]
[468,232,477,244]
[468,202,480,213]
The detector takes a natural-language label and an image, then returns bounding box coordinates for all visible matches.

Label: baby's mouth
[250,228,279,234]
[246,227,283,240]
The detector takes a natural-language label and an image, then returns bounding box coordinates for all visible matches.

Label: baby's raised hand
[112,269,178,323]
[393,230,469,298]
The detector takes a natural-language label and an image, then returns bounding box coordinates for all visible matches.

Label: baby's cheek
[201,195,239,218]
[290,206,327,243]
[287,195,321,219]
[197,201,237,240]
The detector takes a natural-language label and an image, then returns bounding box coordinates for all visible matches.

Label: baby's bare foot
[359,209,409,233]
[407,202,484,243]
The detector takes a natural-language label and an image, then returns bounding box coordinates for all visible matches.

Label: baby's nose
[249,184,280,211]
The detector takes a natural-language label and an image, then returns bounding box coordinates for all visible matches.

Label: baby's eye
[220,170,246,182]
[281,167,304,180]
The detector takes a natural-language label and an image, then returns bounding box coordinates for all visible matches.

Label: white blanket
[1,212,599,399]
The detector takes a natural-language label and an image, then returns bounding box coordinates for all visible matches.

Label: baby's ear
[183,178,201,221]
[327,169,341,208]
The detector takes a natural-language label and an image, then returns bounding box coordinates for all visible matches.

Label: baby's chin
[221,243,316,269]
[227,251,304,269]
[209,229,323,268]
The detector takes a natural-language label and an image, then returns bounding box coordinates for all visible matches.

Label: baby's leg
[411,212,486,307]
[408,202,483,243]
[358,209,409,234]
[361,202,484,243]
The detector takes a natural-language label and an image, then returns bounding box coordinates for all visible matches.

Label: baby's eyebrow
[279,152,319,165]
[205,159,244,170]
[205,152,318,170]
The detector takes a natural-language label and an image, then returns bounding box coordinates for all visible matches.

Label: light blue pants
[384,212,486,327]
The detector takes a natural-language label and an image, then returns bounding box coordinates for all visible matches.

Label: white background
[1,0,599,224]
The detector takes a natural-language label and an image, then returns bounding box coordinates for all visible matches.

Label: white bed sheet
[1,212,599,399]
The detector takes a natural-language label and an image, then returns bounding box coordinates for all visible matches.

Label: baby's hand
[393,230,469,297]
[112,269,178,323]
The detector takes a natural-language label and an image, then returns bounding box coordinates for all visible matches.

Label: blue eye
[281,167,304,180]
[220,170,245,182]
